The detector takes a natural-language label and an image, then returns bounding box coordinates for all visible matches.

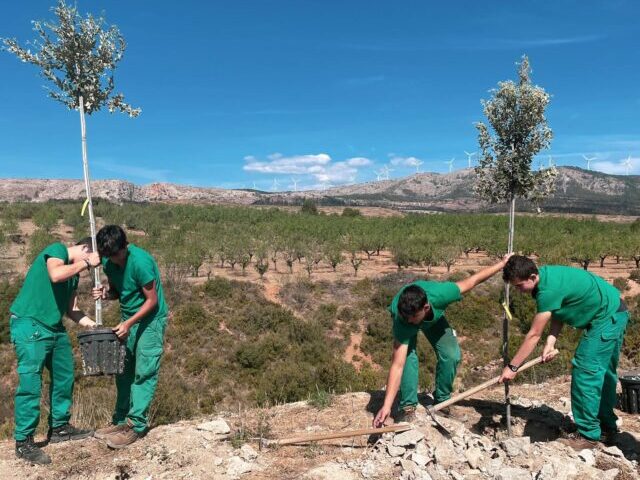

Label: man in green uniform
[92,225,168,449]
[373,255,512,428]
[499,255,628,450]
[10,239,101,464]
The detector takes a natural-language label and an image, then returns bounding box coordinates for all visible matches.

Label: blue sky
[1,1,638,191]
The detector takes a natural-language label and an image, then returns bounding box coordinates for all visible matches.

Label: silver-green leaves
[474,56,555,204]
[2,0,139,117]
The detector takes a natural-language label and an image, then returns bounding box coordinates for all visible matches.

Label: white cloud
[592,156,639,175]
[389,155,424,168]
[243,153,331,174]
[346,157,372,167]
[243,153,372,188]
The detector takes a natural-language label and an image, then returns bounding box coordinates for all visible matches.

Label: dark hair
[503,255,538,282]
[96,225,128,257]
[75,237,93,252]
[398,285,428,320]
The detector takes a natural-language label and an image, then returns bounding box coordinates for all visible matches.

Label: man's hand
[498,366,517,384]
[92,286,107,300]
[113,322,131,340]
[501,252,514,266]
[78,317,96,329]
[373,406,391,428]
[542,340,559,362]
[80,252,101,268]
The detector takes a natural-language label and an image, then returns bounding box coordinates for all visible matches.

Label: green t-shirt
[535,265,621,329]
[10,242,78,329]
[390,280,462,344]
[102,244,168,322]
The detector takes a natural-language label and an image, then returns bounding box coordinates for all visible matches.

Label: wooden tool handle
[432,349,559,411]
[271,422,412,446]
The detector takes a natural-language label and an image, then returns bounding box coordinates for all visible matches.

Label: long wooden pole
[503,195,516,435]
[79,95,102,326]
[270,423,412,446]
[432,350,557,412]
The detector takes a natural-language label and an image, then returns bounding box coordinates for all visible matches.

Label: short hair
[96,225,128,257]
[398,285,428,320]
[75,237,93,252]
[503,255,538,282]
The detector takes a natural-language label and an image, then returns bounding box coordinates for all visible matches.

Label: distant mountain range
[1,167,639,215]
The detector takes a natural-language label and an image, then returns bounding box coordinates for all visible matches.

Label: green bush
[308,386,334,409]
[629,270,640,283]
[202,277,233,299]
[0,279,22,343]
[27,229,56,265]
[300,198,318,215]
[613,277,629,292]
[341,207,361,217]
[236,333,288,370]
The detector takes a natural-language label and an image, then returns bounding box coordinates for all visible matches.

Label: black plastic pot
[619,374,640,414]
[77,328,126,376]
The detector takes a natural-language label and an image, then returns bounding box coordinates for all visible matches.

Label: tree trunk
[79,96,102,326]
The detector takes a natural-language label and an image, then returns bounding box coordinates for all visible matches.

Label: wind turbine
[547,155,554,168]
[624,156,633,176]
[582,154,596,171]
[373,169,382,181]
[271,178,280,192]
[382,165,393,180]
[414,159,424,173]
[464,150,476,168]
[252,181,257,190]
[290,177,298,192]
[445,158,454,173]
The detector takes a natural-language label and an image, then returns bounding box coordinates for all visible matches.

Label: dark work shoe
[16,436,51,465]
[48,423,94,443]
[600,425,620,445]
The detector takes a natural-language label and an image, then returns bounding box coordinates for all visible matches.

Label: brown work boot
[104,423,141,449]
[396,406,417,423]
[95,423,127,440]
[558,432,599,451]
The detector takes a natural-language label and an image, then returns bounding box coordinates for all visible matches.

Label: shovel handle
[432,349,559,412]
[270,422,412,446]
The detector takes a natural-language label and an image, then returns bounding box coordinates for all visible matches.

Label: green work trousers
[571,309,628,441]
[10,315,74,441]
[112,317,166,434]
[399,315,461,408]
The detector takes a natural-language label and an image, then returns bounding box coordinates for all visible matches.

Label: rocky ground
[1,377,639,479]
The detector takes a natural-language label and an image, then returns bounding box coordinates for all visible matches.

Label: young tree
[474,55,556,434]
[3,1,140,325]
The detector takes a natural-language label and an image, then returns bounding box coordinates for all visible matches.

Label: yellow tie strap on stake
[501,301,513,321]
[81,198,90,217]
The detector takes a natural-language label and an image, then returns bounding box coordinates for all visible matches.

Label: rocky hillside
[1,167,639,214]
[0,377,637,479]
